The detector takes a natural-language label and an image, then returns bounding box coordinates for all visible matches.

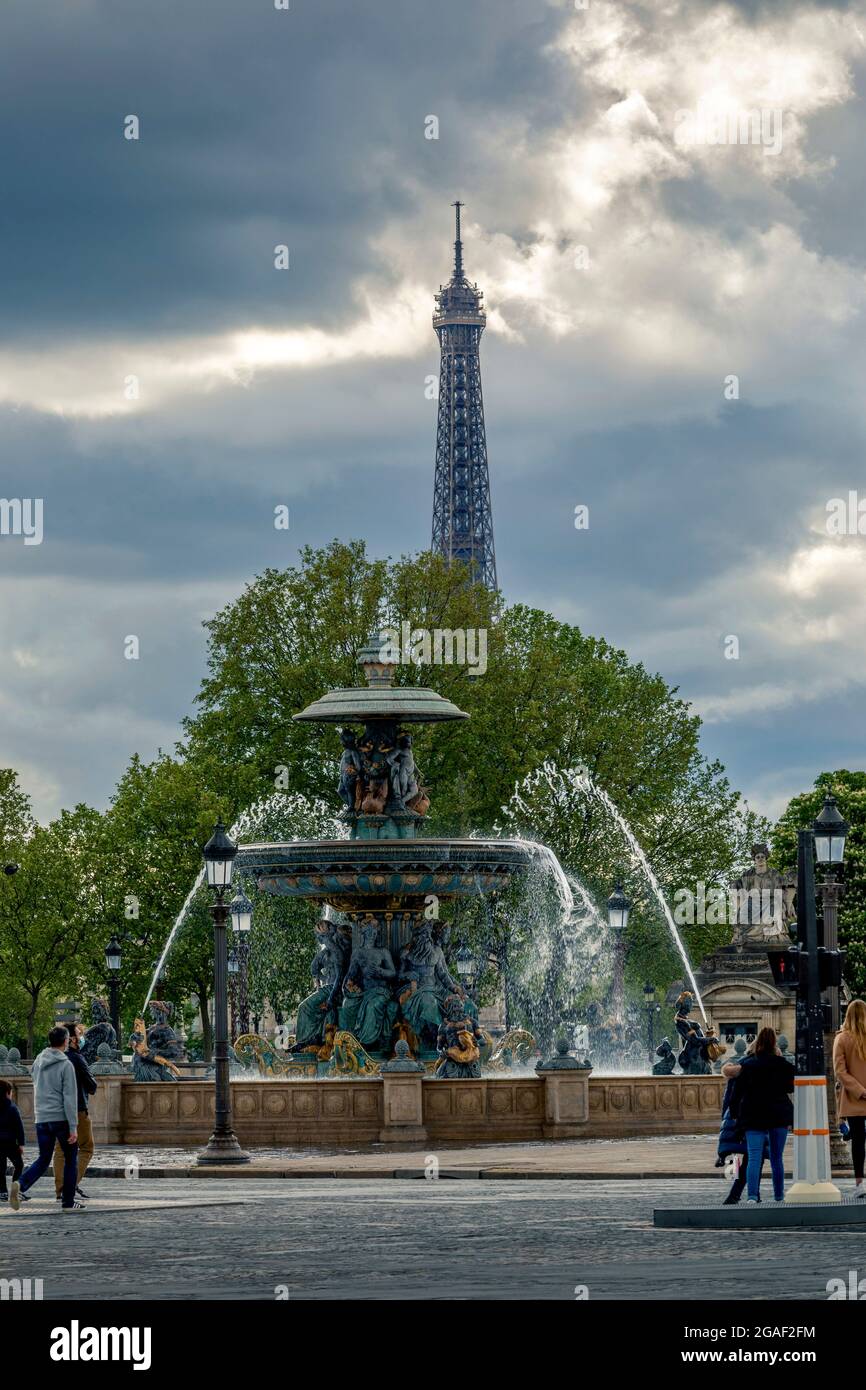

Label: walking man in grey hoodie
[10,1025,83,1212]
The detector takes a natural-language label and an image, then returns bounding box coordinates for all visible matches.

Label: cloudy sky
[2,0,865,824]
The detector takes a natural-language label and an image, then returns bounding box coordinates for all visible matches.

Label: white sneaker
[855,1186,866,1200]
[9,1181,21,1211]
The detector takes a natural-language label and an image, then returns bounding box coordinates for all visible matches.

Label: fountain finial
[358,632,397,689]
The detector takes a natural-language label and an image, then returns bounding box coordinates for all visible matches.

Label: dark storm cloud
[0,0,569,341]
[1,0,864,824]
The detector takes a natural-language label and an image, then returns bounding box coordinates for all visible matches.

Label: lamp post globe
[230,888,253,933]
[607,884,631,932]
[813,794,849,868]
[203,821,238,896]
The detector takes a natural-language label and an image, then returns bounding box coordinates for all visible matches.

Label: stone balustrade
[7,1072,726,1147]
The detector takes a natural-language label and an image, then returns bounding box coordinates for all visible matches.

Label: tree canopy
[772,770,866,998]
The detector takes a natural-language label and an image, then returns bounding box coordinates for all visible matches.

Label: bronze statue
[79,997,119,1065]
[291,916,350,1052]
[339,918,398,1051]
[652,1038,676,1075]
[397,921,452,1050]
[387,734,419,809]
[338,729,362,812]
[433,995,484,1078]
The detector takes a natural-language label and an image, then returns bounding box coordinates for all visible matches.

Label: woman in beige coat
[833,998,866,1197]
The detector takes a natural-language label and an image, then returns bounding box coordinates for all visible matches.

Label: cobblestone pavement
[77,1134,786,1177]
[2,1177,863,1300]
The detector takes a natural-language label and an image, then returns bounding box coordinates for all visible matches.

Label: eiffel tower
[430,202,497,591]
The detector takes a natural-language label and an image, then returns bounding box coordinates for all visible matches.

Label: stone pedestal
[540,1071,590,1138]
[378,1074,427,1144]
[695,946,795,1063]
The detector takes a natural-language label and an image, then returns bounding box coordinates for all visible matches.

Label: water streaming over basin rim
[238,837,534,904]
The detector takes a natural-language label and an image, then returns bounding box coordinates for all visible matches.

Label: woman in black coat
[717,1053,768,1204]
[728,1026,794,1202]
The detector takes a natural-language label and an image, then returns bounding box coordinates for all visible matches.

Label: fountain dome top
[292,632,469,725]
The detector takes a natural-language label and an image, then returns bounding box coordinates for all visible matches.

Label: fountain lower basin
[239,838,532,911]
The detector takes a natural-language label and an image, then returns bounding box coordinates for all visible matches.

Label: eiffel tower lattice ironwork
[431,202,497,591]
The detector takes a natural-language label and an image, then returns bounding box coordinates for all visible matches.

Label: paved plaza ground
[72,1134,803,1179]
[3,1162,865,1301]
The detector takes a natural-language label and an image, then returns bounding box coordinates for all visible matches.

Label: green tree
[772,770,866,997]
[0,803,111,1056]
[103,752,232,1052]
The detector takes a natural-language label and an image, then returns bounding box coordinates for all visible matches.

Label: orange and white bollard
[785,1076,842,1203]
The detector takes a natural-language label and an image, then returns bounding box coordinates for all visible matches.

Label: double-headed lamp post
[105,935,123,1044]
[198,822,249,1165]
[607,885,631,1026]
[786,794,849,1204]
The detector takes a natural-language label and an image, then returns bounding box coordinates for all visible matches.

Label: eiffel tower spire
[431,202,497,591]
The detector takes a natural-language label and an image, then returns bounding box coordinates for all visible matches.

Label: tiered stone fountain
[238,635,532,1073]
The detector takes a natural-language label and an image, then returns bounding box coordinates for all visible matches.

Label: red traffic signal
[767,948,801,989]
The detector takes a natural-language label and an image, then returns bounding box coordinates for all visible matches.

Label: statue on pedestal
[340,918,398,1051]
[292,915,351,1053]
[729,843,795,947]
[433,995,484,1078]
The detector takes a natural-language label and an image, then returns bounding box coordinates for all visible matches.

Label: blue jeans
[746,1127,788,1201]
[19,1121,78,1207]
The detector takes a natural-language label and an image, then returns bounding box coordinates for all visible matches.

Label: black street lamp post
[105,934,123,1044]
[230,889,253,1038]
[198,823,249,1165]
[607,885,631,1026]
[643,981,656,1067]
[813,794,848,1033]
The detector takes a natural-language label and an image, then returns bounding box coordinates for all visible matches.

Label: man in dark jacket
[729,1026,794,1202]
[53,1021,98,1201]
[0,1079,26,1201]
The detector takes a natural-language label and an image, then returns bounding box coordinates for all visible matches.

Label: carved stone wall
[584,1074,726,1138]
[8,1072,727,1147]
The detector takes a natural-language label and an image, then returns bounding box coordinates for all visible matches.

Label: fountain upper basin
[238,838,532,911]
